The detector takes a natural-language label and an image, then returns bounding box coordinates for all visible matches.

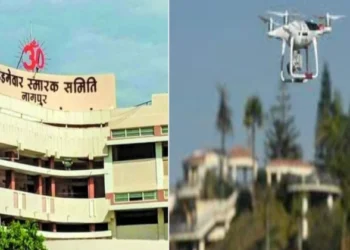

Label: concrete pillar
[266,171,271,186]
[49,157,55,196]
[52,223,57,232]
[302,194,308,240]
[233,165,237,182]
[157,208,165,239]
[88,160,95,232]
[37,159,43,195]
[88,160,95,198]
[327,194,334,210]
[10,151,16,161]
[155,142,164,189]
[302,217,308,239]
[276,173,282,183]
[6,152,16,190]
[88,177,95,198]
[199,240,205,250]
[6,170,15,190]
[108,216,117,238]
[89,224,95,232]
[302,195,308,215]
[36,176,43,195]
[104,147,114,195]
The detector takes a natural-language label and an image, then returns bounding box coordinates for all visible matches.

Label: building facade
[0,63,168,244]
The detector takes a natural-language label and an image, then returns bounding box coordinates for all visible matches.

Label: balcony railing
[170,191,237,235]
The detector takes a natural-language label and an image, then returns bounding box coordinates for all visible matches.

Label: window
[115,191,157,203]
[140,127,154,136]
[111,129,126,138]
[161,125,168,134]
[126,128,140,137]
[116,209,158,225]
[111,127,154,139]
[115,193,129,202]
[143,191,157,200]
[112,143,155,161]
[129,192,143,201]
[164,190,168,199]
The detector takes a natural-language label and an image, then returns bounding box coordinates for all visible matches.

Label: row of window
[111,125,168,138]
[115,191,157,202]
[115,190,168,203]
[116,208,168,225]
[112,142,168,161]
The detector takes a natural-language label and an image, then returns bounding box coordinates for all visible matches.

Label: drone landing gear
[280,37,319,83]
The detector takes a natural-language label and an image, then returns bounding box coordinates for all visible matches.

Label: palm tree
[244,95,263,177]
[216,83,233,199]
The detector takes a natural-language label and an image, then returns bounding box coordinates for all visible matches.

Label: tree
[265,81,303,160]
[317,88,350,250]
[307,204,342,250]
[315,63,333,170]
[216,83,233,199]
[0,220,47,250]
[244,95,264,168]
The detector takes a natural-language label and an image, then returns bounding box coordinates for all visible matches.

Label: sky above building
[0,0,168,107]
[170,0,350,185]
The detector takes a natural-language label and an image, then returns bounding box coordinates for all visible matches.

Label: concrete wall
[0,94,111,125]
[44,239,169,250]
[109,94,168,129]
[116,224,159,240]
[113,159,157,193]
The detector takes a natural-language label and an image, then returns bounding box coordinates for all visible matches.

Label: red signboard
[22,39,45,71]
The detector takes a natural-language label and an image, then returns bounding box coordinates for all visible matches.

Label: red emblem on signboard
[21,39,46,71]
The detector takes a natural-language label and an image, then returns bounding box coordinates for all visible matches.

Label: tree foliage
[307,204,342,250]
[244,95,264,160]
[265,81,303,160]
[315,63,333,170]
[0,220,47,250]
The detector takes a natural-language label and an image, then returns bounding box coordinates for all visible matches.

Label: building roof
[228,146,252,159]
[183,146,253,167]
[267,159,314,168]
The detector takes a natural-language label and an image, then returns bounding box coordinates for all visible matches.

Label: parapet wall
[0,63,116,111]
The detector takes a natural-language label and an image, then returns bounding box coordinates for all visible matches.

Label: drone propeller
[314,13,345,21]
[313,13,345,28]
[267,10,303,18]
[259,15,280,26]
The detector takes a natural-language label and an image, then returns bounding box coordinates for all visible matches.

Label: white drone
[259,11,345,83]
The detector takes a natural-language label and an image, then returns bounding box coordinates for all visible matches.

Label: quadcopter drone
[259,11,344,83]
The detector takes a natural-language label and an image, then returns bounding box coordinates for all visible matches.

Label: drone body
[260,11,344,83]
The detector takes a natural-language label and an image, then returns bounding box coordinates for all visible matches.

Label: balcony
[0,187,110,223]
[286,172,342,194]
[0,112,109,158]
[170,191,238,240]
[0,159,106,178]
[40,230,112,239]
